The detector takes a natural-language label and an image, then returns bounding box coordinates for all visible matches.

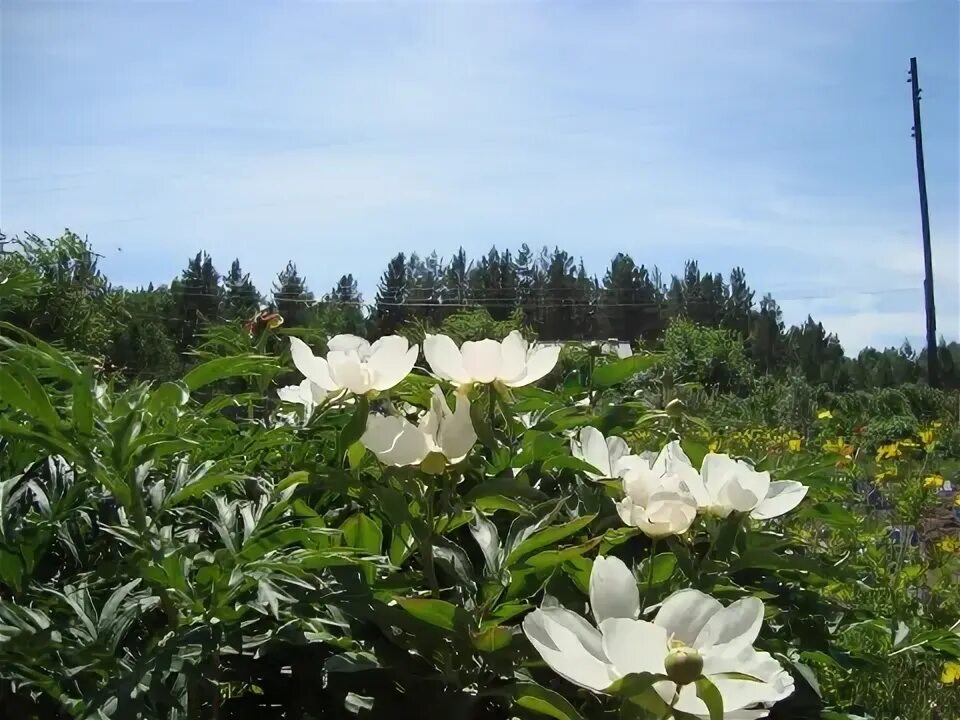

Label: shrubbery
[0,318,958,720]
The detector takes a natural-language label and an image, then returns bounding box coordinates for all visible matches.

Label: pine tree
[172,251,222,351]
[749,294,785,375]
[272,261,313,327]
[223,259,261,320]
[374,253,407,334]
[724,267,754,338]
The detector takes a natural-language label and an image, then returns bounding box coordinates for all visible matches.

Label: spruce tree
[223,259,261,320]
[374,253,407,334]
[272,261,313,327]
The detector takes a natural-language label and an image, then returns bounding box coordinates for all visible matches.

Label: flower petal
[506,342,561,387]
[361,415,428,466]
[522,608,616,692]
[277,385,305,405]
[498,331,528,384]
[590,555,640,625]
[599,618,668,677]
[369,338,418,391]
[694,596,763,657]
[577,427,613,478]
[327,334,371,355]
[751,480,809,520]
[289,337,338,390]
[461,338,503,383]
[438,391,477,462]
[327,350,371,395]
[423,334,470,384]
[654,589,722,646]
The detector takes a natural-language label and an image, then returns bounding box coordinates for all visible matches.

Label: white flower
[289,335,417,396]
[570,427,648,480]
[423,331,560,388]
[523,556,794,718]
[666,445,808,520]
[617,464,698,538]
[277,379,327,418]
[361,386,476,469]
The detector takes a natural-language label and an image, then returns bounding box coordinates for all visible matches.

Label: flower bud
[665,398,686,418]
[664,646,703,686]
[419,452,447,476]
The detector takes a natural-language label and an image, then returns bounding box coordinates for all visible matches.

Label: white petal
[613,453,648,477]
[327,351,372,395]
[277,385,304,405]
[599,618,668,677]
[751,480,809,520]
[652,440,694,476]
[644,491,698,536]
[694,596,764,657]
[369,339,418,391]
[605,436,630,473]
[506,343,561,387]
[461,338,503,383]
[654,589,722,646]
[327,334,370,355]
[289,337,338,390]
[622,467,658,505]
[589,556,640,625]
[423,334,470,384]
[438,392,477,462]
[522,608,615,692]
[304,379,327,404]
[498,331,528,384]
[578,427,613,478]
[361,415,429,466]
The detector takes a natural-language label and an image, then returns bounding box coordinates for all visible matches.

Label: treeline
[1,229,958,391]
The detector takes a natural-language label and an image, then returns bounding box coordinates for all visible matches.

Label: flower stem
[421,481,440,598]
[642,538,658,612]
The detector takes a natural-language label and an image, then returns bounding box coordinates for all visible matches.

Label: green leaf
[506,514,596,567]
[637,552,677,585]
[592,353,659,387]
[72,366,95,434]
[395,597,470,634]
[183,355,279,391]
[0,363,59,428]
[347,440,366,469]
[167,474,243,507]
[339,395,370,454]
[340,513,383,555]
[680,439,708,470]
[470,397,498,450]
[607,672,671,705]
[694,677,723,720]
[471,625,513,652]
[510,682,584,720]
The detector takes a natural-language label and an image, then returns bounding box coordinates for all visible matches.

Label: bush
[661,318,753,395]
[0,326,958,720]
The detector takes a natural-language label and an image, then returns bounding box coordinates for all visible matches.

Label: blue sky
[2,0,958,351]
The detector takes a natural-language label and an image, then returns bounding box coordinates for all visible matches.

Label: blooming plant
[0,326,957,720]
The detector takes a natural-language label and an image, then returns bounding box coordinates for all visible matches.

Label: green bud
[665,398,686,418]
[419,452,447,476]
[664,646,703,686]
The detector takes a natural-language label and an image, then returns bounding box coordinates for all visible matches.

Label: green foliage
[661,318,753,394]
[0,310,957,720]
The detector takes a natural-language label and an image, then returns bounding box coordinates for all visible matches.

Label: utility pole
[908,57,939,388]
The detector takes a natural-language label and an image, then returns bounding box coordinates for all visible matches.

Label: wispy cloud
[2,1,957,352]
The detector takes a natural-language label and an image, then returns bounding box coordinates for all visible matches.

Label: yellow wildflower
[817,409,833,420]
[788,437,802,453]
[875,470,893,483]
[943,661,960,685]
[938,537,960,553]
[923,474,944,489]
[708,440,720,452]
[876,442,901,461]
[955,495,960,507]
[919,428,936,445]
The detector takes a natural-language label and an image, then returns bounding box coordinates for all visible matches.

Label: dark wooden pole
[908,57,939,388]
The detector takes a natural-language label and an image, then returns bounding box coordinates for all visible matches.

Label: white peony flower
[423,331,560,388]
[522,556,794,718]
[277,379,327,417]
[664,445,808,520]
[570,427,649,480]
[617,471,698,538]
[361,386,476,470]
[289,335,417,396]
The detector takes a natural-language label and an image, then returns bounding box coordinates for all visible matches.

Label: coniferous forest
[1,229,957,392]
